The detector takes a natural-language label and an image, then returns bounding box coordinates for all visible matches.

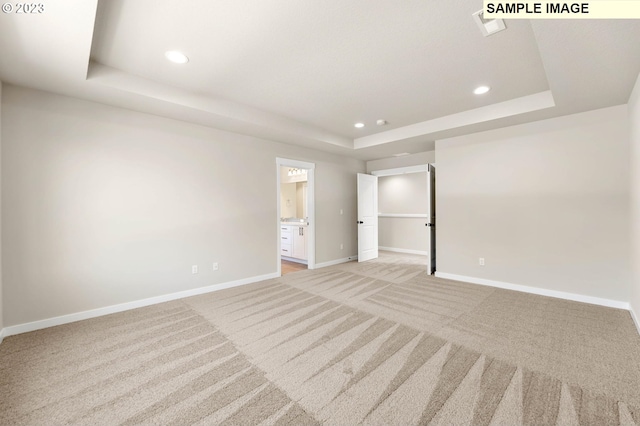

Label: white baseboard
[434,271,630,310]
[378,246,429,256]
[315,256,358,269]
[2,272,279,339]
[630,304,640,336]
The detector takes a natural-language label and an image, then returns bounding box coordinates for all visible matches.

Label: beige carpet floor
[1,251,640,425]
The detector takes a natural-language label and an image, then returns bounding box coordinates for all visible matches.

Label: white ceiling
[1,0,639,160]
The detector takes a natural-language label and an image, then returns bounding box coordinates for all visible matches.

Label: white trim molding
[435,271,630,310]
[378,213,428,218]
[379,247,429,256]
[0,328,6,344]
[315,256,358,269]
[2,272,279,339]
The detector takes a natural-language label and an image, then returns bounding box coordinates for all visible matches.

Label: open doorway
[276,158,316,276]
[358,164,435,274]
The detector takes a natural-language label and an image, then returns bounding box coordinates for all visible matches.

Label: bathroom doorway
[276,158,316,276]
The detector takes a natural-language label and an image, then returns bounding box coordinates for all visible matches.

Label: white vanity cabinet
[292,226,307,260]
[280,225,293,258]
[280,224,307,261]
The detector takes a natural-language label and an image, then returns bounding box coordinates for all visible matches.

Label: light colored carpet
[1,251,640,425]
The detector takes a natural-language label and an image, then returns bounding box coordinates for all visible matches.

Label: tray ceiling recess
[1,0,639,160]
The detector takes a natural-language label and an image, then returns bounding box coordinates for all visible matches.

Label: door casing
[276,158,316,276]
[368,164,436,273]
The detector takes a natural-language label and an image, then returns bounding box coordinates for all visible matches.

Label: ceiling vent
[472,10,506,37]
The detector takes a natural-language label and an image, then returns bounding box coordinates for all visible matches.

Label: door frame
[276,157,316,276]
[369,163,435,272]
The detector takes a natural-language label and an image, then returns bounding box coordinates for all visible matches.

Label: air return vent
[472,10,506,37]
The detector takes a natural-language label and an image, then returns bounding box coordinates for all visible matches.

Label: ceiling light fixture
[165,50,189,64]
[474,85,491,95]
[393,152,410,157]
[376,119,388,126]
[472,10,506,37]
[354,123,365,128]
[287,168,307,177]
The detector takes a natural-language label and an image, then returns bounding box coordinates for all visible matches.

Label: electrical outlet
[213,262,219,271]
[340,243,344,250]
[192,265,198,274]
[479,258,485,266]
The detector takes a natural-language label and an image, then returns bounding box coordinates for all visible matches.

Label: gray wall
[280,182,297,218]
[435,105,631,302]
[630,74,640,321]
[378,173,428,253]
[1,85,364,327]
[296,182,307,218]
[0,82,3,335]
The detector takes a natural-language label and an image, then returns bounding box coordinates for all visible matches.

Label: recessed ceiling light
[474,85,490,95]
[393,152,410,157]
[165,50,189,64]
[354,123,365,128]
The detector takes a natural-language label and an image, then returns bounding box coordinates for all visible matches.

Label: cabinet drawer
[281,226,292,236]
[281,243,292,256]
[280,234,291,243]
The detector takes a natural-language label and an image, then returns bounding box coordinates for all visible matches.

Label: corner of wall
[0,80,4,339]
[629,71,640,336]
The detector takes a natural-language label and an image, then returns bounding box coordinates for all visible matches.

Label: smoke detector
[472,10,506,37]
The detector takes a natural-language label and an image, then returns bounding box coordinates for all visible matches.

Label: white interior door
[357,173,378,262]
[426,165,436,274]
